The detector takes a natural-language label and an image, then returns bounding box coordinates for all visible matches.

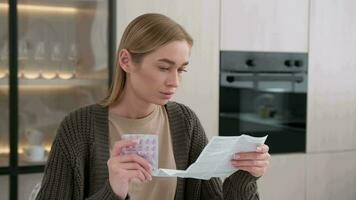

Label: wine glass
[24,41,43,79]
[42,43,61,79]
[59,43,77,79]
[18,40,29,78]
[31,42,46,79]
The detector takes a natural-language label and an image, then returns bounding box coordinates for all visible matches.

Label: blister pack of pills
[121,134,158,172]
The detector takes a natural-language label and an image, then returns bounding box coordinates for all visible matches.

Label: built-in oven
[219,51,308,154]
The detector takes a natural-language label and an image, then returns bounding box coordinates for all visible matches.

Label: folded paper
[153,134,268,180]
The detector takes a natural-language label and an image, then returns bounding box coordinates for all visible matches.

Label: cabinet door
[221,0,309,52]
[16,0,110,166]
[258,154,306,200]
[307,0,356,152]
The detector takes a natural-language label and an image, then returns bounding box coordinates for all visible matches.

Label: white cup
[24,145,45,162]
[25,129,44,146]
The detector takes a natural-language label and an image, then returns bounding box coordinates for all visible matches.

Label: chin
[154,99,170,106]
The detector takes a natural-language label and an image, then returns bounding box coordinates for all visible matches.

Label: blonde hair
[99,13,193,106]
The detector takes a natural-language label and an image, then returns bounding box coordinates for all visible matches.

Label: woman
[36,13,270,200]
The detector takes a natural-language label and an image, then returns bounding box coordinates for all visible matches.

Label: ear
[117,49,132,73]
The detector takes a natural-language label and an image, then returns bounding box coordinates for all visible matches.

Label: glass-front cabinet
[0,0,115,199]
[17,0,111,166]
[0,0,9,168]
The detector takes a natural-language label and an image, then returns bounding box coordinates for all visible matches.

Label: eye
[158,66,170,72]
[178,68,188,73]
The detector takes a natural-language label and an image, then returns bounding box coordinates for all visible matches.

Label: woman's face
[124,40,191,105]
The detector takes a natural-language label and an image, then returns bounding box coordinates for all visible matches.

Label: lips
[161,91,174,95]
[160,91,174,99]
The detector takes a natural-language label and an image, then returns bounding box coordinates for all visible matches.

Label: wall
[116,0,220,139]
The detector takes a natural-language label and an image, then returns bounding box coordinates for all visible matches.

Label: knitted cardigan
[36,102,259,200]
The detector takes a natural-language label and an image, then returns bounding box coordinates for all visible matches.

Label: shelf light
[41,72,58,80]
[0,72,7,79]
[58,73,75,80]
[0,148,9,154]
[0,3,78,14]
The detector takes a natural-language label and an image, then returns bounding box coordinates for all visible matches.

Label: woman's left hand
[231,144,271,177]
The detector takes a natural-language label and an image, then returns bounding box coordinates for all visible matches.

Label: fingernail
[257,147,262,152]
[234,154,240,159]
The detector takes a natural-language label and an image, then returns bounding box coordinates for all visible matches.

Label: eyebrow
[158,58,189,67]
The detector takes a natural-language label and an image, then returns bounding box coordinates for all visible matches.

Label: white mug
[25,129,44,146]
[24,145,45,162]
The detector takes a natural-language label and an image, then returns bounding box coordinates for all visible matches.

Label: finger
[130,168,152,182]
[231,160,269,168]
[110,139,140,157]
[256,144,269,153]
[108,157,152,181]
[117,154,152,172]
[127,170,146,182]
[119,162,152,181]
[233,152,271,161]
[119,162,147,171]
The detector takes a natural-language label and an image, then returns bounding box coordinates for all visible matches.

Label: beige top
[108,105,177,200]
[37,103,259,200]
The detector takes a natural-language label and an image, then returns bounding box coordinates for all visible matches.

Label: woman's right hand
[107,139,153,199]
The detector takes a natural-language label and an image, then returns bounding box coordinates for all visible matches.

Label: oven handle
[225,74,304,83]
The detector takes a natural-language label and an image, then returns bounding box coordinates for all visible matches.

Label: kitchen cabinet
[0,0,9,168]
[307,0,356,152]
[220,0,309,52]
[258,154,306,200]
[0,1,115,199]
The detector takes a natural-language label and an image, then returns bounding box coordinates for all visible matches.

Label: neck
[109,86,157,119]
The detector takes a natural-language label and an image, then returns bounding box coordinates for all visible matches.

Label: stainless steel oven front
[219,51,308,154]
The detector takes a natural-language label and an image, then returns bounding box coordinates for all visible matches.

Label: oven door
[219,72,307,154]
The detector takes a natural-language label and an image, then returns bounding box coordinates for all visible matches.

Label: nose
[166,71,180,88]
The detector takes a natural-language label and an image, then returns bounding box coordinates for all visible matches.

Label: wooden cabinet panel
[306,151,356,200]
[221,0,309,52]
[307,0,356,152]
[258,154,306,200]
